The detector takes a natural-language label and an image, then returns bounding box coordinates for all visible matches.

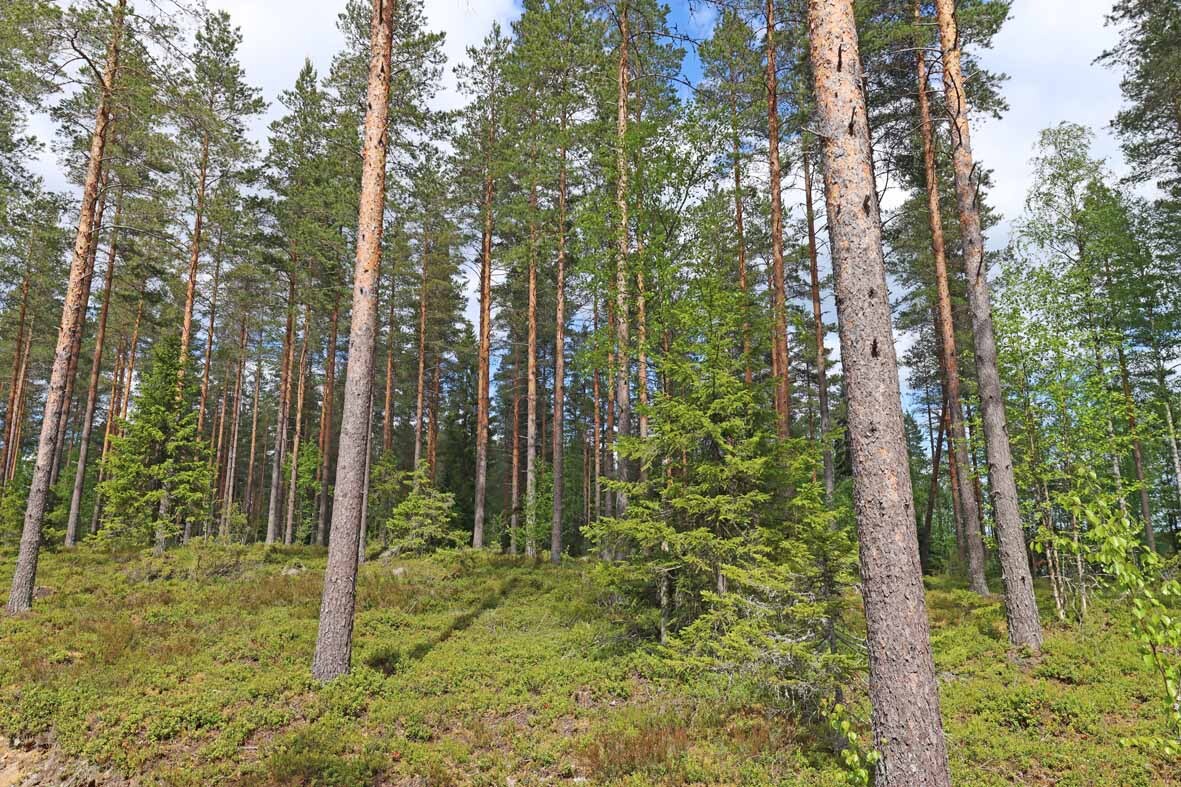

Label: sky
[29,0,1131,256]
[203,0,1130,248]
[26,0,1132,399]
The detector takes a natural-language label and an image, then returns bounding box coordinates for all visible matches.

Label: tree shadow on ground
[365,576,521,674]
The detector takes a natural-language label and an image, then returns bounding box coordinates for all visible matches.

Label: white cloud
[971,0,1126,249]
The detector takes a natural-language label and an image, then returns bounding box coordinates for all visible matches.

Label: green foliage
[821,700,881,787]
[0,548,1175,784]
[96,336,210,548]
[383,464,461,556]
[587,273,856,712]
[1061,467,1181,754]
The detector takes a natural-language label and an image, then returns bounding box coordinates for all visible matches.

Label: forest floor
[0,544,1178,786]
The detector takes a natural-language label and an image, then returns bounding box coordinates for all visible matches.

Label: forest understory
[0,544,1177,787]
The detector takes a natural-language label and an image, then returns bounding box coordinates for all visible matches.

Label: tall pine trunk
[7,0,125,614]
[220,320,247,539]
[613,2,632,515]
[2,266,31,488]
[914,14,989,593]
[178,133,210,384]
[382,269,397,455]
[807,1,951,782]
[266,278,296,543]
[935,0,1041,650]
[312,0,396,681]
[197,232,223,434]
[285,309,310,545]
[66,194,122,546]
[316,298,340,546]
[245,350,262,527]
[509,345,522,555]
[802,144,833,499]
[765,0,791,437]
[551,138,568,563]
[413,231,430,470]
[51,175,109,488]
[474,108,496,549]
[6,331,32,483]
[525,173,540,559]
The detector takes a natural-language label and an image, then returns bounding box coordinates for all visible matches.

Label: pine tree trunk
[934,0,1042,651]
[90,343,125,534]
[1,266,31,487]
[7,0,126,615]
[209,389,227,538]
[510,344,522,555]
[427,352,440,483]
[526,173,540,559]
[803,144,833,499]
[413,231,429,470]
[197,231,223,434]
[383,268,397,455]
[920,393,948,574]
[729,74,751,386]
[220,321,247,540]
[613,1,632,515]
[245,350,262,527]
[66,194,122,547]
[551,139,568,563]
[914,18,989,594]
[178,133,210,383]
[311,0,396,682]
[121,295,142,422]
[592,297,602,521]
[52,175,109,488]
[358,383,375,565]
[316,298,340,546]
[474,110,496,550]
[266,278,296,544]
[765,0,791,437]
[285,309,310,545]
[6,331,32,484]
[807,1,951,782]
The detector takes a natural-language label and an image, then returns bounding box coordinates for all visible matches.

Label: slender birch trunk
[807,1,951,781]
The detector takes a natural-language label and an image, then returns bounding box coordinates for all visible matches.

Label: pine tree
[807,0,951,781]
[312,0,396,682]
